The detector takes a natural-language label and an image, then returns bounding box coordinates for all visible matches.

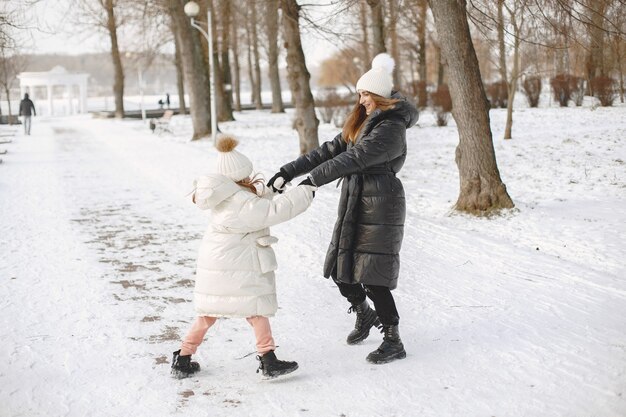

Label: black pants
[335,281,399,326]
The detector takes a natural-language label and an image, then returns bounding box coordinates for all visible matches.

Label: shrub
[590,76,617,106]
[431,84,452,127]
[486,80,508,108]
[550,73,584,107]
[522,76,542,107]
[315,87,352,124]
[411,80,429,110]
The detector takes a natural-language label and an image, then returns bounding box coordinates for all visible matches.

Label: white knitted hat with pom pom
[214,136,253,182]
[356,53,395,98]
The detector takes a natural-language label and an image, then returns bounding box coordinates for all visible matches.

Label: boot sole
[366,350,407,365]
[171,368,200,379]
[261,363,299,380]
[346,317,382,345]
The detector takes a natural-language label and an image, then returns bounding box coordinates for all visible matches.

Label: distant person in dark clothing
[166,93,171,109]
[19,93,36,135]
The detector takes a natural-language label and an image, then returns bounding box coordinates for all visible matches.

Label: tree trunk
[388,0,400,88]
[616,34,625,103]
[504,5,524,140]
[245,21,256,106]
[209,0,234,122]
[280,0,319,154]
[3,86,11,120]
[250,0,263,110]
[104,0,124,118]
[359,0,371,68]
[230,0,242,111]
[266,0,285,113]
[169,0,212,140]
[497,0,508,83]
[220,0,235,113]
[428,0,514,213]
[367,0,386,56]
[173,26,186,115]
[417,0,427,81]
[504,22,520,140]
[436,43,445,86]
[585,0,607,82]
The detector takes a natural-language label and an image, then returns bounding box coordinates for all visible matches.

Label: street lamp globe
[184,1,200,18]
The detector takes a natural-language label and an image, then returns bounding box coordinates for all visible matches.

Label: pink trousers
[179,315,276,356]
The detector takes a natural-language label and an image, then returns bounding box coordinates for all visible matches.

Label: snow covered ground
[1,103,625,417]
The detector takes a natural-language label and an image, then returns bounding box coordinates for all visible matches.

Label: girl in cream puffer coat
[171,136,316,379]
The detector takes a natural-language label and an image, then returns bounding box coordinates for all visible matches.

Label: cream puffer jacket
[192,174,315,318]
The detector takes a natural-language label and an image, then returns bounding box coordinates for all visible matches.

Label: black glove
[298,178,314,187]
[267,169,292,193]
[298,177,316,197]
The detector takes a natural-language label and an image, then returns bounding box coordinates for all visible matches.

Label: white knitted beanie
[214,136,253,182]
[355,53,395,98]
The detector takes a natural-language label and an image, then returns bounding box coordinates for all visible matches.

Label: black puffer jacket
[281,93,418,289]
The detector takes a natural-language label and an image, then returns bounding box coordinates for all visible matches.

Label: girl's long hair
[342,93,400,143]
[236,174,265,195]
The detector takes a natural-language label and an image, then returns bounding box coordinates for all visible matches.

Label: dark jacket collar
[359,93,419,138]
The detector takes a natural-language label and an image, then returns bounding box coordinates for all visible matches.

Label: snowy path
[1,108,625,416]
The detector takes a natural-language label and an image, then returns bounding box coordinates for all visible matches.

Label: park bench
[149,110,174,135]
[0,128,15,164]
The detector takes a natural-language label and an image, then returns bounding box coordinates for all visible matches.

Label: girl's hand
[267,169,292,193]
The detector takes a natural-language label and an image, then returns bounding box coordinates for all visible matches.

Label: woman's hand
[267,169,293,193]
[298,177,316,197]
[298,177,314,187]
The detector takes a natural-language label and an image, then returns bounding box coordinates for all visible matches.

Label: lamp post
[125,51,146,121]
[184,1,218,144]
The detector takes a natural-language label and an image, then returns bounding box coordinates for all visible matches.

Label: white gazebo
[17,66,89,116]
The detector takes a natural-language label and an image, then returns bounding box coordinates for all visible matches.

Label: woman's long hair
[236,174,265,196]
[342,93,400,143]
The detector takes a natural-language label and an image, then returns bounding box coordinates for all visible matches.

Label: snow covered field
[1,103,625,417]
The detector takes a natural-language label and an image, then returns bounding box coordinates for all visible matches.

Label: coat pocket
[256,246,278,273]
[256,236,278,247]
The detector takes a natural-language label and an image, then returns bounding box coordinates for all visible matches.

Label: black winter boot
[346,300,381,345]
[366,325,406,364]
[171,350,200,379]
[256,351,298,379]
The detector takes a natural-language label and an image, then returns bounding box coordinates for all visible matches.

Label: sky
[18,0,339,66]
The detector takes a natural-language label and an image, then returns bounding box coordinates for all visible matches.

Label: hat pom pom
[215,135,238,153]
[371,53,395,74]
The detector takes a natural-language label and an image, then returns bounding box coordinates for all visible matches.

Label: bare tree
[367,0,386,55]
[244,10,256,107]
[172,22,186,115]
[497,0,508,82]
[230,0,242,111]
[168,0,213,140]
[318,48,362,92]
[102,0,125,118]
[75,0,127,118]
[429,0,514,213]
[503,1,527,140]
[0,46,26,122]
[417,0,428,82]
[585,0,609,80]
[280,0,319,154]
[219,0,235,115]
[249,0,263,109]
[265,0,285,113]
[387,0,400,88]
[207,0,233,121]
[359,0,371,70]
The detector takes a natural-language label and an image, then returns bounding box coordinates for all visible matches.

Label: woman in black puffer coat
[268,54,418,364]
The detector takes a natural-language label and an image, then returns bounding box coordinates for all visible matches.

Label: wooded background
[1,0,624,213]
